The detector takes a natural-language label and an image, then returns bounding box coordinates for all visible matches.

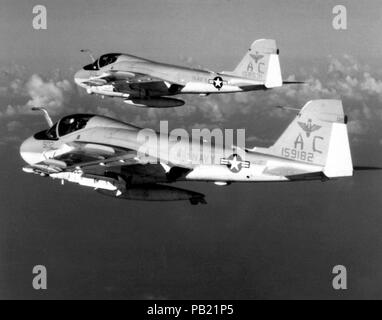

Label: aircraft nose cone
[20,137,43,165]
[74,69,89,87]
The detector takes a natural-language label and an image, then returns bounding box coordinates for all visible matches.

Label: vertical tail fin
[252,100,353,178]
[229,39,282,88]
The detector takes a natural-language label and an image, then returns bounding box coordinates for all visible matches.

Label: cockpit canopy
[34,114,94,140]
[58,114,93,136]
[83,53,121,71]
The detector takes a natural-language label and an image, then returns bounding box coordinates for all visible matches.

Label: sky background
[1,0,382,299]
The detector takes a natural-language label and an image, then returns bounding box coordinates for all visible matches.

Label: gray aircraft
[20,100,353,204]
[74,39,299,108]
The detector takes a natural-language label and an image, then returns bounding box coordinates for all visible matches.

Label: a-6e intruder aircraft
[74,39,298,108]
[20,100,353,204]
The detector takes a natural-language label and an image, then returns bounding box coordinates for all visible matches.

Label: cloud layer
[0,72,72,118]
[1,55,382,147]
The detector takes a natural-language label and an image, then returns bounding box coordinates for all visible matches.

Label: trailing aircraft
[74,39,300,108]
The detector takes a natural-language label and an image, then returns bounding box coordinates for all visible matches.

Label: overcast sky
[1,0,382,299]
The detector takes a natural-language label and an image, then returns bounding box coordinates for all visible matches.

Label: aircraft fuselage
[20,116,323,186]
[75,54,268,104]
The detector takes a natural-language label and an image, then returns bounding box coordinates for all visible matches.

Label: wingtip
[283,81,306,85]
[354,166,382,171]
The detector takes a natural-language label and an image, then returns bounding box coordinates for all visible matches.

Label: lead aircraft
[20,100,353,204]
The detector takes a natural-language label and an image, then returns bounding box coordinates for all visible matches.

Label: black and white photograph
[1,0,382,304]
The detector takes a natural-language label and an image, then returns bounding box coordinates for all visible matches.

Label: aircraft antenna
[80,49,96,62]
[31,107,54,127]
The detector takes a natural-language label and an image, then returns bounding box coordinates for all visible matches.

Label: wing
[83,70,183,95]
[24,140,192,182]
[23,141,136,174]
[56,142,138,169]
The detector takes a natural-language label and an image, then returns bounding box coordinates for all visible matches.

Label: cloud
[24,75,72,114]
[360,73,382,96]
[0,73,73,118]
[347,120,365,136]
[6,120,22,132]
[204,54,382,143]
[0,86,8,95]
